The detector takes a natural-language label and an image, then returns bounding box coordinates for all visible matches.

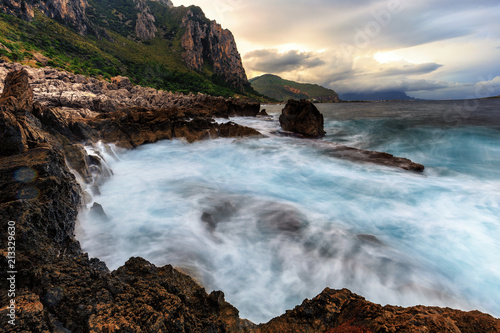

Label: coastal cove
[78,101,500,324]
[1,0,500,330]
[1,66,500,332]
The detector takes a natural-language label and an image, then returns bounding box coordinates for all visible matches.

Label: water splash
[77,101,500,323]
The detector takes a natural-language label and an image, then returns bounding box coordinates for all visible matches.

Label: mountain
[0,0,253,97]
[340,91,415,101]
[249,74,340,103]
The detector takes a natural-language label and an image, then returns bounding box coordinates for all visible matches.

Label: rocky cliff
[180,7,249,92]
[0,0,91,35]
[0,0,251,92]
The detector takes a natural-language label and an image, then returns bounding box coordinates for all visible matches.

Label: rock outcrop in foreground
[0,67,498,332]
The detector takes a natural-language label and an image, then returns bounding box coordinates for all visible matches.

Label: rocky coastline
[1,64,499,332]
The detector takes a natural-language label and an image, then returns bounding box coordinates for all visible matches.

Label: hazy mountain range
[250,74,340,102]
[250,74,415,102]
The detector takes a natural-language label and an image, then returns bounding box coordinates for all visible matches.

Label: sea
[76,99,500,324]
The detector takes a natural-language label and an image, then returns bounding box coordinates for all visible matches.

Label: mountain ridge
[250,74,340,102]
[340,90,416,101]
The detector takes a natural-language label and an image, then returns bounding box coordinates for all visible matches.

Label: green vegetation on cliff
[0,0,260,98]
[250,74,340,102]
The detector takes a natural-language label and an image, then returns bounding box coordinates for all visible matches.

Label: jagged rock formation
[0,63,260,117]
[134,9,158,40]
[279,99,326,138]
[133,0,158,40]
[181,7,249,91]
[255,288,500,333]
[134,0,174,40]
[0,0,91,35]
[0,67,498,332]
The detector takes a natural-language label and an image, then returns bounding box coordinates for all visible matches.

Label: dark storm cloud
[244,49,325,73]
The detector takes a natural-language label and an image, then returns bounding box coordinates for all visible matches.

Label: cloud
[244,49,325,73]
[175,0,500,99]
[381,62,443,76]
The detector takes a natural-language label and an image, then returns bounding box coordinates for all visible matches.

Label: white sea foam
[77,101,500,323]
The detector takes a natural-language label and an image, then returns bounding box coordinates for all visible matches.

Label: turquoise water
[77,100,500,323]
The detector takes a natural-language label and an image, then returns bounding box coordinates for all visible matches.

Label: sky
[172,0,500,99]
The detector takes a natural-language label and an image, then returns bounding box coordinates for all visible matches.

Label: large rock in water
[279,99,326,138]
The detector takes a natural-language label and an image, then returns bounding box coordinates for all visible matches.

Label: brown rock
[0,69,34,113]
[256,288,500,333]
[279,99,326,138]
[33,52,49,66]
[89,107,261,147]
[135,9,158,40]
[62,143,92,183]
[111,75,133,91]
[0,0,91,35]
[0,69,49,156]
[0,107,28,155]
[217,121,261,138]
[314,141,425,172]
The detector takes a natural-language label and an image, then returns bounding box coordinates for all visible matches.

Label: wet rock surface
[0,67,498,332]
[314,141,426,172]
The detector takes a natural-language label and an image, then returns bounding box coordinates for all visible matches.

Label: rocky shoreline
[1,65,499,332]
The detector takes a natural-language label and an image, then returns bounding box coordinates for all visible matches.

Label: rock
[314,141,425,172]
[0,69,48,156]
[111,75,133,91]
[201,212,216,231]
[257,109,269,116]
[0,0,92,35]
[257,204,306,234]
[90,107,261,147]
[356,234,385,246]
[279,99,326,138]
[89,202,109,222]
[135,8,158,40]
[0,63,260,119]
[62,143,92,183]
[201,201,238,231]
[0,106,28,155]
[0,68,34,113]
[33,52,49,66]
[217,121,261,138]
[255,288,500,333]
[227,98,261,117]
